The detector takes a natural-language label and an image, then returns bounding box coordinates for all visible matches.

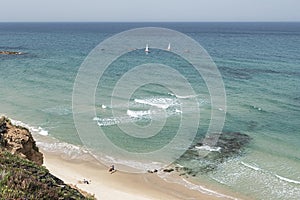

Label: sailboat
[145,44,149,54]
[167,43,171,51]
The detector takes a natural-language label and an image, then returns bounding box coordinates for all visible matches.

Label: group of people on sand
[83,179,91,184]
[81,164,116,185]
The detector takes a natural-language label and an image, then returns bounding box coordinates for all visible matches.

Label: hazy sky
[0,0,299,22]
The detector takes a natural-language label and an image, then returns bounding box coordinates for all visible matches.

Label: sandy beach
[42,151,246,200]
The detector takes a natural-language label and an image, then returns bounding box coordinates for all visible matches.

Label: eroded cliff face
[0,116,95,199]
[0,116,43,165]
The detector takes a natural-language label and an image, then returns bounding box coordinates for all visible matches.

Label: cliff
[0,116,95,199]
[0,116,43,165]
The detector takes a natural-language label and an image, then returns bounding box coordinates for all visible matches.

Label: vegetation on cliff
[0,151,95,199]
[0,116,95,200]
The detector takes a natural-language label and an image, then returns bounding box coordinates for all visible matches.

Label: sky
[0,0,299,22]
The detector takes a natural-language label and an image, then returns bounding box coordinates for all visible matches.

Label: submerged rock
[201,132,251,162]
[147,169,158,173]
[0,116,43,165]
[177,132,251,176]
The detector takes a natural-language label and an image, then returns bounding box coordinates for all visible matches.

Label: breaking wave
[195,145,221,152]
[10,118,48,136]
[275,174,300,184]
[95,96,183,127]
[240,161,261,171]
[126,109,151,118]
[134,97,178,109]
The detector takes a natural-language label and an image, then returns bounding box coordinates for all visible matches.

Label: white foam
[167,92,198,99]
[275,174,300,184]
[38,127,48,136]
[93,117,100,121]
[181,178,238,199]
[96,117,121,127]
[93,97,182,127]
[252,105,262,111]
[195,145,221,152]
[211,177,227,185]
[134,97,178,109]
[94,114,139,127]
[126,109,151,118]
[101,104,107,109]
[36,138,92,161]
[159,173,238,200]
[175,94,199,99]
[240,161,261,171]
[10,118,49,136]
[6,117,93,160]
[175,109,182,114]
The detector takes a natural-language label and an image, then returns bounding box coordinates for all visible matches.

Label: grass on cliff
[0,150,95,200]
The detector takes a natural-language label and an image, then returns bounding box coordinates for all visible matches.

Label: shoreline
[42,150,247,200]
[6,115,249,200]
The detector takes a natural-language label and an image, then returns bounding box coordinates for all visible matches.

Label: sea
[0,22,300,200]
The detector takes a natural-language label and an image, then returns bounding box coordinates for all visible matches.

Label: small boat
[167,43,171,51]
[145,44,149,54]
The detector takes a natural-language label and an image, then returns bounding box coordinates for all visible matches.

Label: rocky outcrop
[195,132,252,162]
[175,132,252,176]
[0,116,43,165]
[163,168,174,173]
[0,51,23,55]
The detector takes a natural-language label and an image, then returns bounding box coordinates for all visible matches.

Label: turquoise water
[1,22,300,199]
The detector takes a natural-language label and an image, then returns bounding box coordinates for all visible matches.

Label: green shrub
[0,150,95,200]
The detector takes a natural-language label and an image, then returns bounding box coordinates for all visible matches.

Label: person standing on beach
[108,165,115,174]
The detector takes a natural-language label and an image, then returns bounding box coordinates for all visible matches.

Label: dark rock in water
[163,168,174,173]
[181,167,198,177]
[177,132,251,175]
[212,132,251,161]
[0,117,7,134]
[147,169,158,173]
[192,132,251,161]
[0,50,23,55]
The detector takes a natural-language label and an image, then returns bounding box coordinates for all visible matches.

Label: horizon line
[0,21,300,23]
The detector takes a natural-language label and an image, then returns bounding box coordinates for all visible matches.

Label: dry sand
[43,151,245,200]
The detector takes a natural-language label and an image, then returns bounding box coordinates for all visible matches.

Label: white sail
[145,44,149,52]
[167,43,171,51]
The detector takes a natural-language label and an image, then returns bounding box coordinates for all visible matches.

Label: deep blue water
[0,22,300,199]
